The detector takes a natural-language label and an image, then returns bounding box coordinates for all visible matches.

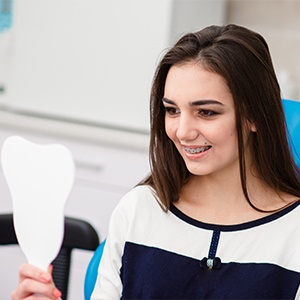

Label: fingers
[11,264,61,300]
[18,264,51,284]
[11,279,61,299]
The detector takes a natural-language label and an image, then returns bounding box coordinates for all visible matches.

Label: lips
[183,146,211,154]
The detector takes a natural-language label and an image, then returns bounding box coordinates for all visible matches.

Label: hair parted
[141,24,300,211]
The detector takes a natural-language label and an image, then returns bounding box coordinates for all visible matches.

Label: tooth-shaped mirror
[1,136,75,271]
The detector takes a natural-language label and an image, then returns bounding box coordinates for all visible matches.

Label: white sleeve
[90,204,126,300]
[295,285,300,299]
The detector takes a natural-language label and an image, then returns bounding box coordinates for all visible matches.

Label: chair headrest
[282,99,300,168]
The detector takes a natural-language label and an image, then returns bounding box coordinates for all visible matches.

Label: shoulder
[121,184,156,202]
[116,184,160,211]
[109,185,162,224]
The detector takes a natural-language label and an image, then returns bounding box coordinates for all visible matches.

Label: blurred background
[0,0,298,136]
[0,0,299,299]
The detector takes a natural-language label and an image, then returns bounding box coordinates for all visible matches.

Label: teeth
[184,146,210,154]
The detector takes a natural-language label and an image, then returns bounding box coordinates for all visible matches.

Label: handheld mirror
[1,136,75,271]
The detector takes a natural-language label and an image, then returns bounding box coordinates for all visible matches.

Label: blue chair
[282,99,300,168]
[83,100,300,300]
[84,239,106,300]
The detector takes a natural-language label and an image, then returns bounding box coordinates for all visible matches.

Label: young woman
[12,24,300,300]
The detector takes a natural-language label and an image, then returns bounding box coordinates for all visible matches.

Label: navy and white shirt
[91,185,300,299]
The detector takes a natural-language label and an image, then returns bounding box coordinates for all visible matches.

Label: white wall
[1,0,227,133]
[227,0,300,100]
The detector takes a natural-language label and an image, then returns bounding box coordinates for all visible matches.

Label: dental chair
[84,239,106,300]
[282,99,300,168]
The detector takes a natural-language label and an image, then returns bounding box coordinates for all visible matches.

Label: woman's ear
[250,122,257,132]
[245,119,256,133]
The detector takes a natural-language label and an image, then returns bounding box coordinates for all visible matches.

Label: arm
[91,194,130,300]
[295,285,300,300]
[91,185,149,299]
[11,264,62,300]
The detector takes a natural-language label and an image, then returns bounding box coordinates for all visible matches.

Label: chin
[185,166,213,176]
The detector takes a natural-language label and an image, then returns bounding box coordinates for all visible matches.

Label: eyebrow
[162,97,224,107]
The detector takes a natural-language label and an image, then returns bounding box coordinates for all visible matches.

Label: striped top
[92,185,300,299]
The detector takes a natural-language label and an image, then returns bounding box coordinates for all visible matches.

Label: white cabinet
[0,123,150,299]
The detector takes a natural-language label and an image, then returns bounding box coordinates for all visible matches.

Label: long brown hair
[141,24,300,211]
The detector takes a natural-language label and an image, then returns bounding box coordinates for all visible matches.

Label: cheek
[225,127,238,142]
[212,122,237,146]
[205,124,234,141]
[165,120,175,140]
[224,130,239,154]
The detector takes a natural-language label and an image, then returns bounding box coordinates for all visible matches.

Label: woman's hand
[11,264,62,300]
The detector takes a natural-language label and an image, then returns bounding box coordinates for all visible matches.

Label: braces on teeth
[184,146,210,154]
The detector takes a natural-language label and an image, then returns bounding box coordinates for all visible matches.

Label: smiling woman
[13,24,300,300]
[90,24,300,299]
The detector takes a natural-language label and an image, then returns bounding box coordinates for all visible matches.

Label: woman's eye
[199,109,217,117]
[164,107,179,115]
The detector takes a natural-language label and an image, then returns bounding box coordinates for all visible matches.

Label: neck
[176,170,296,225]
[181,173,245,208]
[177,170,267,225]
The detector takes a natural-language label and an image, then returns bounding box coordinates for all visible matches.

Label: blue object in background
[282,99,300,169]
[84,240,106,300]
[0,0,13,32]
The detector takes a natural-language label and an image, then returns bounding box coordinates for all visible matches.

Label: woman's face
[163,62,245,178]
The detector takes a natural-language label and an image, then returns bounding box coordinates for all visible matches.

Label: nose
[176,113,199,142]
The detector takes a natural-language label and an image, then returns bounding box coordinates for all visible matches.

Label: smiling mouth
[183,146,211,154]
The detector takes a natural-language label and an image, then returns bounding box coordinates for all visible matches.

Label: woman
[12,24,300,300]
